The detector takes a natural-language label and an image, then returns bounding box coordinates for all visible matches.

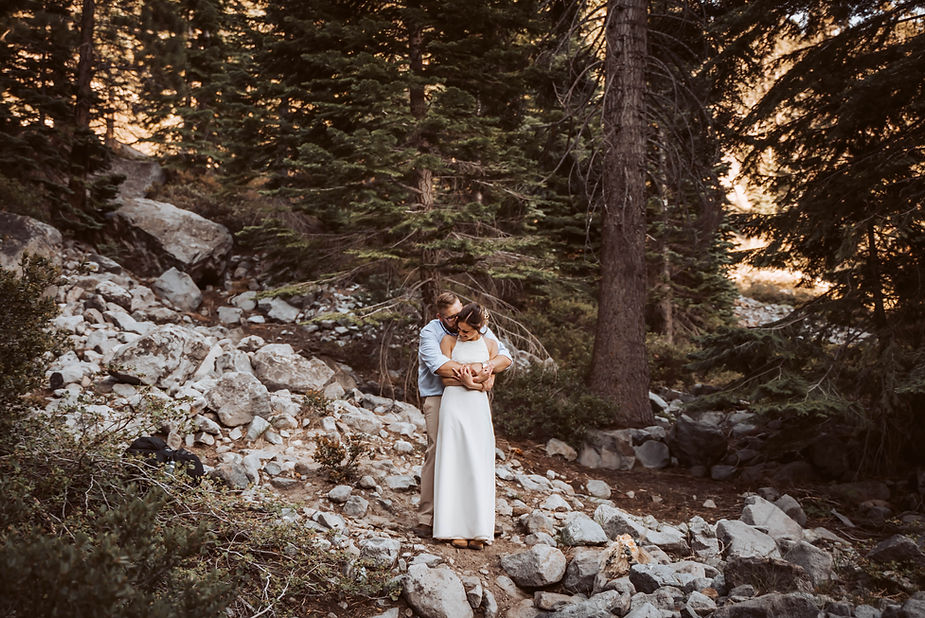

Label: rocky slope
[2,160,923,618]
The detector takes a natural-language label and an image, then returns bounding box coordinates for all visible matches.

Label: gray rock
[313,511,346,532]
[541,494,571,512]
[246,415,271,441]
[384,475,417,491]
[548,590,629,618]
[534,591,573,611]
[0,212,62,275]
[152,267,202,312]
[328,485,353,503]
[269,476,299,490]
[711,464,738,481]
[594,504,648,540]
[94,280,133,310]
[724,555,813,593]
[688,516,720,560]
[563,548,604,594]
[209,462,250,489]
[217,306,243,324]
[231,291,257,311]
[623,602,662,618]
[580,429,637,470]
[402,564,473,618]
[262,297,300,323]
[634,440,670,469]
[867,534,925,564]
[515,473,555,493]
[628,564,683,593]
[460,575,482,609]
[668,414,727,467]
[741,495,803,541]
[711,592,820,618]
[773,494,807,526]
[685,590,717,615]
[586,479,612,499]
[194,414,222,435]
[481,588,499,618]
[253,343,334,392]
[505,599,543,618]
[110,324,211,388]
[109,198,232,282]
[715,519,781,559]
[525,532,558,547]
[500,544,568,588]
[359,537,401,569]
[546,438,578,461]
[523,510,557,536]
[559,512,608,546]
[205,371,271,427]
[343,495,369,518]
[643,524,689,554]
[780,539,836,585]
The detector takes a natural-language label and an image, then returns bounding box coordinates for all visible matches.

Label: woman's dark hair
[457,302,488,330]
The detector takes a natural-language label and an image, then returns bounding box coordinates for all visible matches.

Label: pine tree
[702,0,925,472]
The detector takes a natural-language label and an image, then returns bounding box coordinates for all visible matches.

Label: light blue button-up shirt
[417,319,513,397]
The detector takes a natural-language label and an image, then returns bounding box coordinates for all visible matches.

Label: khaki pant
[418,395,442,526]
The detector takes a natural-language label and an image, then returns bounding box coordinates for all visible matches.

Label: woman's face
[456,320,480,342]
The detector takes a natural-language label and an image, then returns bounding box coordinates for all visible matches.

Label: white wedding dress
[432,337,496,542]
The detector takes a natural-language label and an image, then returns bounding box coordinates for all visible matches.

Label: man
[415,291,513,536]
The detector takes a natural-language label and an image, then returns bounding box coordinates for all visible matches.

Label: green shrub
[314,434,367,483]
[493,366,614,446]
[646,333,698,388]
[0,255,62,426]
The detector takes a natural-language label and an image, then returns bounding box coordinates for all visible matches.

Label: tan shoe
[450,539,468,549]
[468,540,485,551]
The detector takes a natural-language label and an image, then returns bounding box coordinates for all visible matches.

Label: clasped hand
[452,363,490,389]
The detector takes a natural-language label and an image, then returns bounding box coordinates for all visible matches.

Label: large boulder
[205,372,271,427]
[500,545,567,588]
[723,555,813,593]
[0,212,63,275]
[109,324,211,389]
[252,344,334,392]
[107,152,165,202]
[668,414,727,467]
[402,564,473,618]
[715,519,781,560]
[108,198,232,283]
[740,495,804,541]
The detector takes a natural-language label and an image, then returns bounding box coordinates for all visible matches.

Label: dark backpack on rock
[125,436,204,484]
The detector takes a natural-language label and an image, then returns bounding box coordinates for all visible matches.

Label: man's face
[437,300,463,333]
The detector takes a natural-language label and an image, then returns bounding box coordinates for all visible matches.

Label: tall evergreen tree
[589,0,653,426]
[702,0,925,471]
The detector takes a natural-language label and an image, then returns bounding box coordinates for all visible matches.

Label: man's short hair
[435,291,459,312]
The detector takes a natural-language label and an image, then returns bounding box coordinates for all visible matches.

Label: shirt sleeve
[419,325,453,374]
[483,327,513,364]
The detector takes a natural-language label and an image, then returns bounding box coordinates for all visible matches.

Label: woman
[432,303,499,550]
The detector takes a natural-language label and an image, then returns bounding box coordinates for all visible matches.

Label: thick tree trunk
[409,23,437,320]
[589,0,652,427]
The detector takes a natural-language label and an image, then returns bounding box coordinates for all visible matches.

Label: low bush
[0,255,62,428]
[492,366,614,446]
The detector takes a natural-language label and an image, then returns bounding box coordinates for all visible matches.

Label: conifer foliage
[700,0,925,472]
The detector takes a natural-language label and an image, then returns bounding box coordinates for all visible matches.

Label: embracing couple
[416,291,513,550]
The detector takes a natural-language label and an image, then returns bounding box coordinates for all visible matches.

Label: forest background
[1,0,923,476]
